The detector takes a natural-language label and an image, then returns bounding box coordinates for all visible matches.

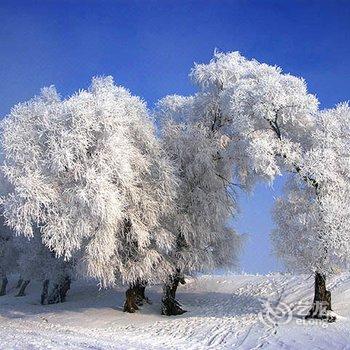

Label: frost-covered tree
[193,51,317,184]
[0,168,18,296]
[157,54,258,314]
[195,51,350,322]
[159,51,339,320]
[162,121,241,315]
[160,51,317,191]
[15,233,73,303]
[1,77,177,312]
[159,120,242,315]
[0,151,73,301]
[191,51,350,322]
[272,103,350,322]
[0,215,17,296]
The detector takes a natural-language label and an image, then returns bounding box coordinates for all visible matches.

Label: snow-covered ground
[1,273,350,349]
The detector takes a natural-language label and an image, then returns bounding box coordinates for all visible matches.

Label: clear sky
[1,0,349,274]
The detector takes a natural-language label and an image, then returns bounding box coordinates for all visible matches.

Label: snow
[1,273,350,349]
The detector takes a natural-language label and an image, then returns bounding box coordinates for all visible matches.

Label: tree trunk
[123,280,151,312]
[41,279,50,305]
[47,275,71,304]
[123,284,140,313]
[306,272,336,322]
[16,277,23,289]
[161,270,186,316]
[0,277,8,296]
[136,284,146,304]
[135,281,152,306]
[16,280,30,297]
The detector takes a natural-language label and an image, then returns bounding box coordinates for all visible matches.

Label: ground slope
[1,273,350,349]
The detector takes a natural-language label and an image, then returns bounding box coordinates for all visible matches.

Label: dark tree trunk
[123,284,140,313]
[135,281,152,306]
[306,272,336,322]
[123,280,151,312]
[16,277,23,289]
[41,279,50,305]
[47,275,71,304]
[0,277,8,296]
[16,280,30,297]
[136,284,146,304]
[161,270,186,316]
[59,276,71,302]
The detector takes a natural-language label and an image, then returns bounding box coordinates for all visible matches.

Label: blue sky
[1,0,349,274]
